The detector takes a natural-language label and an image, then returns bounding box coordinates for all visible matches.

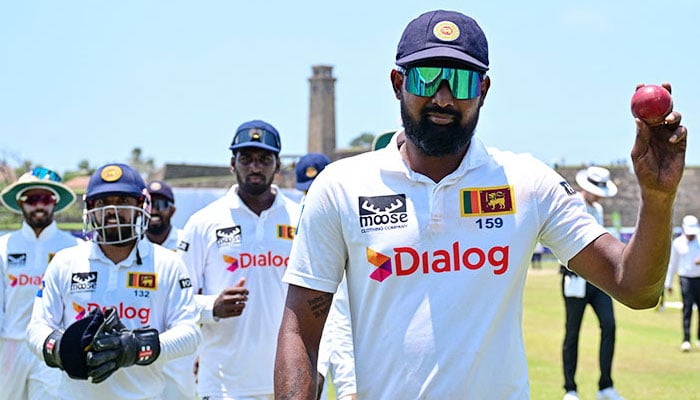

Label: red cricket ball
[630,84,673,126]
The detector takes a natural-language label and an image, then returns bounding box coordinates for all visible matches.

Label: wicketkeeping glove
[85,307,161,384]
[42,307,106,379]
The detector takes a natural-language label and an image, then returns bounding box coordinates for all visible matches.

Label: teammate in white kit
[274,10,689,400]
[26,163,200,400]
[1,167,81,400]
[178,120,301,399]
[145,179,196,400]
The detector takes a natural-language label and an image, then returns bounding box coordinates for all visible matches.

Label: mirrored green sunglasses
[399,66,483,100]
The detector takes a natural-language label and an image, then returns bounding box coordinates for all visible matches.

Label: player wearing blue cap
[179,120,301,399]
[275,9,688,399]
[26,163,200,399]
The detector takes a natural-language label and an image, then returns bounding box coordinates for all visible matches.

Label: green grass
[323,259,700,399]
[525,260,700,399]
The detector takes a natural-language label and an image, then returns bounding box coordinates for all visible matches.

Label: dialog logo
[9,274,42,287]
[358,194,408,233]
[367,242,510,281]
[366,248,392,282]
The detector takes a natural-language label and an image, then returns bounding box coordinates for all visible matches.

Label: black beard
[22,209,54,231]
[103,226,136,244]
[236,171,274,196]
[401,102,479,157]
[147,221,169,235]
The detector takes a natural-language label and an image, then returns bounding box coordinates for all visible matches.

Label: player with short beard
[26,163,200,399]
[178,119,302,400]
[0,168,81,400]
[276,10,688,400]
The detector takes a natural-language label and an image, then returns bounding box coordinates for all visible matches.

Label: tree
[349,132,375,149]
[128,147,156,177]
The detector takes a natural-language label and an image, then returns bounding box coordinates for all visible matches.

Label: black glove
[42,329,65,369]
[85,307,161,384]
[42,307,105,379]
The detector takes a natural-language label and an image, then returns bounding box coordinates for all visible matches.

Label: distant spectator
[665,215,700,352]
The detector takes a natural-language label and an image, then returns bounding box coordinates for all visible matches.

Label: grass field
[525,260,700,399]
[323,259,700,399]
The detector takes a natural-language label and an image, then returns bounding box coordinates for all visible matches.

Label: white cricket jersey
[284,133,607,399]
[158,227,182,252]
[317,277,356,399]
[665,234,700,286]
[178,185,301,398]
[147,227,197,400]
[0,221,81,339]
[26,239,200,400]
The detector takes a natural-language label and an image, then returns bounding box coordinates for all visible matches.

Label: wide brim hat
[575,166,618,198]
[1,169,77,214]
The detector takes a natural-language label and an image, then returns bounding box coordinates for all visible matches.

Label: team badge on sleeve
[559,181,576,195]
[177,241,190,252]
[179,278,192,289]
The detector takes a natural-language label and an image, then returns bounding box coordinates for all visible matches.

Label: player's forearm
[619,194,674,308]
[274,329,319,400]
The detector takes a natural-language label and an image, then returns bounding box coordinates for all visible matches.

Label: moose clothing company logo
[460,186,516,217]
[366,242,510,282]
[358,194,409,233]
[70,272,98,292]
[216,226,242,248]
[7,253,27,267]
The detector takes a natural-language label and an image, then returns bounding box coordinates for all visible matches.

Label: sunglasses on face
[151,198,173,211]
[398,66,484,100]
[19,193,57,206]
[232,128,281,150]
[31,167,62,182]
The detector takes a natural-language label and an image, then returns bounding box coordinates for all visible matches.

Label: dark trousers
[680,276,700,342]
[561,272,616,392]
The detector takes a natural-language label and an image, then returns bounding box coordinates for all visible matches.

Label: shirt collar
[88,238,152,267]
[21,220,59,241]
[379,129,491,179]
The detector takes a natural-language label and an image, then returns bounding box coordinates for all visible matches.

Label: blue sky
[2,1,698,175]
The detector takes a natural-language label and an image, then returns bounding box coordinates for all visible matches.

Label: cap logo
[101,165,123,182]
[149,182,162,191]
[305,166,318,179]
[433,21,460,42]
[250,128,262,141]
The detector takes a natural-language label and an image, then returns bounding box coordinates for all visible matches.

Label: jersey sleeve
[26,254,65,359]
[158,250,201,362]
[534,163,607,266]
[177,213,218,323]
[283,170,347,293]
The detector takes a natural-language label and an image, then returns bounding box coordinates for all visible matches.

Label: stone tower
[307,65,336,158]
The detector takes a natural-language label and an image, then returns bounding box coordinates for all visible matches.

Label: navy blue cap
[295,153,331,191]
[147,180,174,203]
[396,10,489,72]
[229,120,282,154]
[86,163,146,201]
